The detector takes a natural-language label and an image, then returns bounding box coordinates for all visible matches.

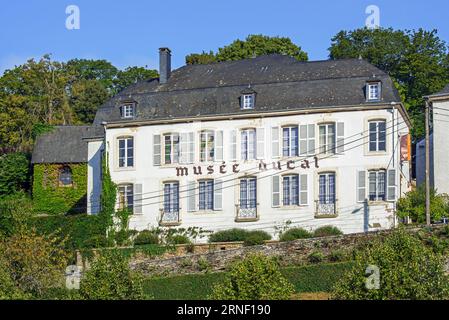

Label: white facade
[87,139,104,214]
[103,106,410,240]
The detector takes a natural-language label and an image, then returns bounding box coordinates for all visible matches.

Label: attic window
[241,94,255,110]
[367,82,381,101]
[120,103,135,119]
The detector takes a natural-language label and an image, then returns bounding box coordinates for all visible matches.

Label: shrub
[209,228,248,242]
[197,257,211,272]
[0,193,34,237]
[79,250,147,300]
[308,251,324,264]
[82,235,112,249]
[332,229,449,300]
[169,234,191,245]
[313,226,343,238]
[134,230,159,246]
[328,250,346,262]
[279,228,312,242]
[209,254,294,300]
[0,152,30,196]
[0,255,30,300]
[397,185,449,223]
[243,230,272,246]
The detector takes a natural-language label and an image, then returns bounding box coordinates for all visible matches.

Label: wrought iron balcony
[235,202,258,222]
[315,199,338,217]
[159,208,181,225]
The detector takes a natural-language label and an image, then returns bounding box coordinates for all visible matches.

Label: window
[118,137,134,168]
[369,170,386,201]
[200,130,215,162]
[59,166,73,186]
[241,94,255,109]
[367,82,381,101]
[163,182,179,215]
[118,184,134,212]
[120,104,135,119]
[199,180,214,210]
[319,123,336,155]
[240,178,257,209]
[319,173,336,205]
[369,120,386,152]
[241,129,256,160]
[283,175,299,206]
[164,133,180,164]
[283,126,299,157]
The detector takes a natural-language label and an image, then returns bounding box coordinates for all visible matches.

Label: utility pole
[425,99,431,226]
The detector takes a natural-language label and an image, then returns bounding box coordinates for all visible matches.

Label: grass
[143,261,354,300]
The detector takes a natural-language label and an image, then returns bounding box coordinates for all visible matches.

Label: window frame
[367,82,381,101]
[368,170,386,202]
[163,133,180,165]
[282,126,299,157]
[318,123,336,155]
[282,174,299,207]
[241,128,257,160]
[241,94,255,110]
[117,136,134,168]
[58,166,73,187]
[318,172,336,205]
[120,103,135,119]
[198,179,214,211]
[368,120,387,152]
[163,181,180,214]
[239,177,257,209]
[117,183,134,213]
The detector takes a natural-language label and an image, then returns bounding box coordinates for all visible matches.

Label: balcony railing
[159,209,180,225]
[315,199,338,217]
[235,202,258,221]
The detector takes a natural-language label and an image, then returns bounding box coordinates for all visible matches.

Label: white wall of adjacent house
[87,139,104,215]
[432,99,449,195]
[103,108,410,241]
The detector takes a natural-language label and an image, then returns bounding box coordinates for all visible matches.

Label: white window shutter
[153,134,161,166]
[188,132,195,164]
[187,181,196,212]
[214,179,223,211]
[337,122,345,153]
[230,130,237,161]
[300,125,308,155]
[133,184,143,214]
[256,128,265,159]
[300,174,308,205]
[272,175,280,207]
[271,127,280,158]
[215,130,224,161]
[387,169,396,201]
[308,124,315,155]
[180,133,187,164]
[357,171,366,203]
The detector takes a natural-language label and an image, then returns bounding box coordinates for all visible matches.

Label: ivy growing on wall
[32,163,87,215]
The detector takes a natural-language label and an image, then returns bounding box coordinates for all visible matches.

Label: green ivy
[32,163,87,215]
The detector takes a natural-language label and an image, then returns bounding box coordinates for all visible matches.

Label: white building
[33,49,412,239]
[416,85,449,195]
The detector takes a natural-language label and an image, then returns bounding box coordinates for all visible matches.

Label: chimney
[159,47,171,84]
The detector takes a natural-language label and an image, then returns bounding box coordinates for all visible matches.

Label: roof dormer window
[241,94,255,110]
[367,82,381,101]
[120,103,135,119]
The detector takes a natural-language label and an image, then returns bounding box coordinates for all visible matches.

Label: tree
[329,28,449,139]
[65,59,118,93]
[70,79,109,123]
[186,34,308,65]
[114,66,158,94]
[210,254,294,300]
[79,250,147,300]
[397,185,449,223]
[331,229,449,300]
[0,152,30,196]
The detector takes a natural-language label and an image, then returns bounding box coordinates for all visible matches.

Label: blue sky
[0,0,448,74]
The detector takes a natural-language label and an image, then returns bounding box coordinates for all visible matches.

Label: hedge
[209,228,271,244]
[143,262,354,300]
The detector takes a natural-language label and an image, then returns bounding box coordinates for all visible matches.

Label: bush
[332,229,449,300]
[79,250,147,300]
[134,230,159,246]
[0,152,30,196]
[0,193,34,237]
[209,228,249,242]
[397,185,449,223]
[328,250,346,262]
[169,234,191,245]
[210,254,294,300]
[308,251,324,264]
[313,226,343,238]
[279,228,312,242]
[243,231,272,246]
[83,235,112,249]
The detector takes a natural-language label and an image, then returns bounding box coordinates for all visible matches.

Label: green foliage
[134,230,159,246]
[0,152,30,196]
[70,79,109,123]
[32,163,87,215]
[0,254,30,300]
[209,254,294,300]
[114,67,158,93]
[308,251,325,264]
[328,250,346,263]
[168,234,191,245]
[279,228,313,242]
[313,226,343,237]
[243,230,272,246]
[143,262,355,300]
[79,250,147,300]
[209,228,249,242]
[397,185,449,223]
[329,27,449,139]
[0,193,34,237]
[332,229,449,300]
[186,34,308,65]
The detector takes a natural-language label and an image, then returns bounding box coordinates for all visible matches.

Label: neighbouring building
[32,48,412,239]
[416,84,449,195]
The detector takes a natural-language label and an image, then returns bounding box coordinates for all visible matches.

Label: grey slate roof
[94,54,401,124]
[436,84,449,95]
[31,126,104,164]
